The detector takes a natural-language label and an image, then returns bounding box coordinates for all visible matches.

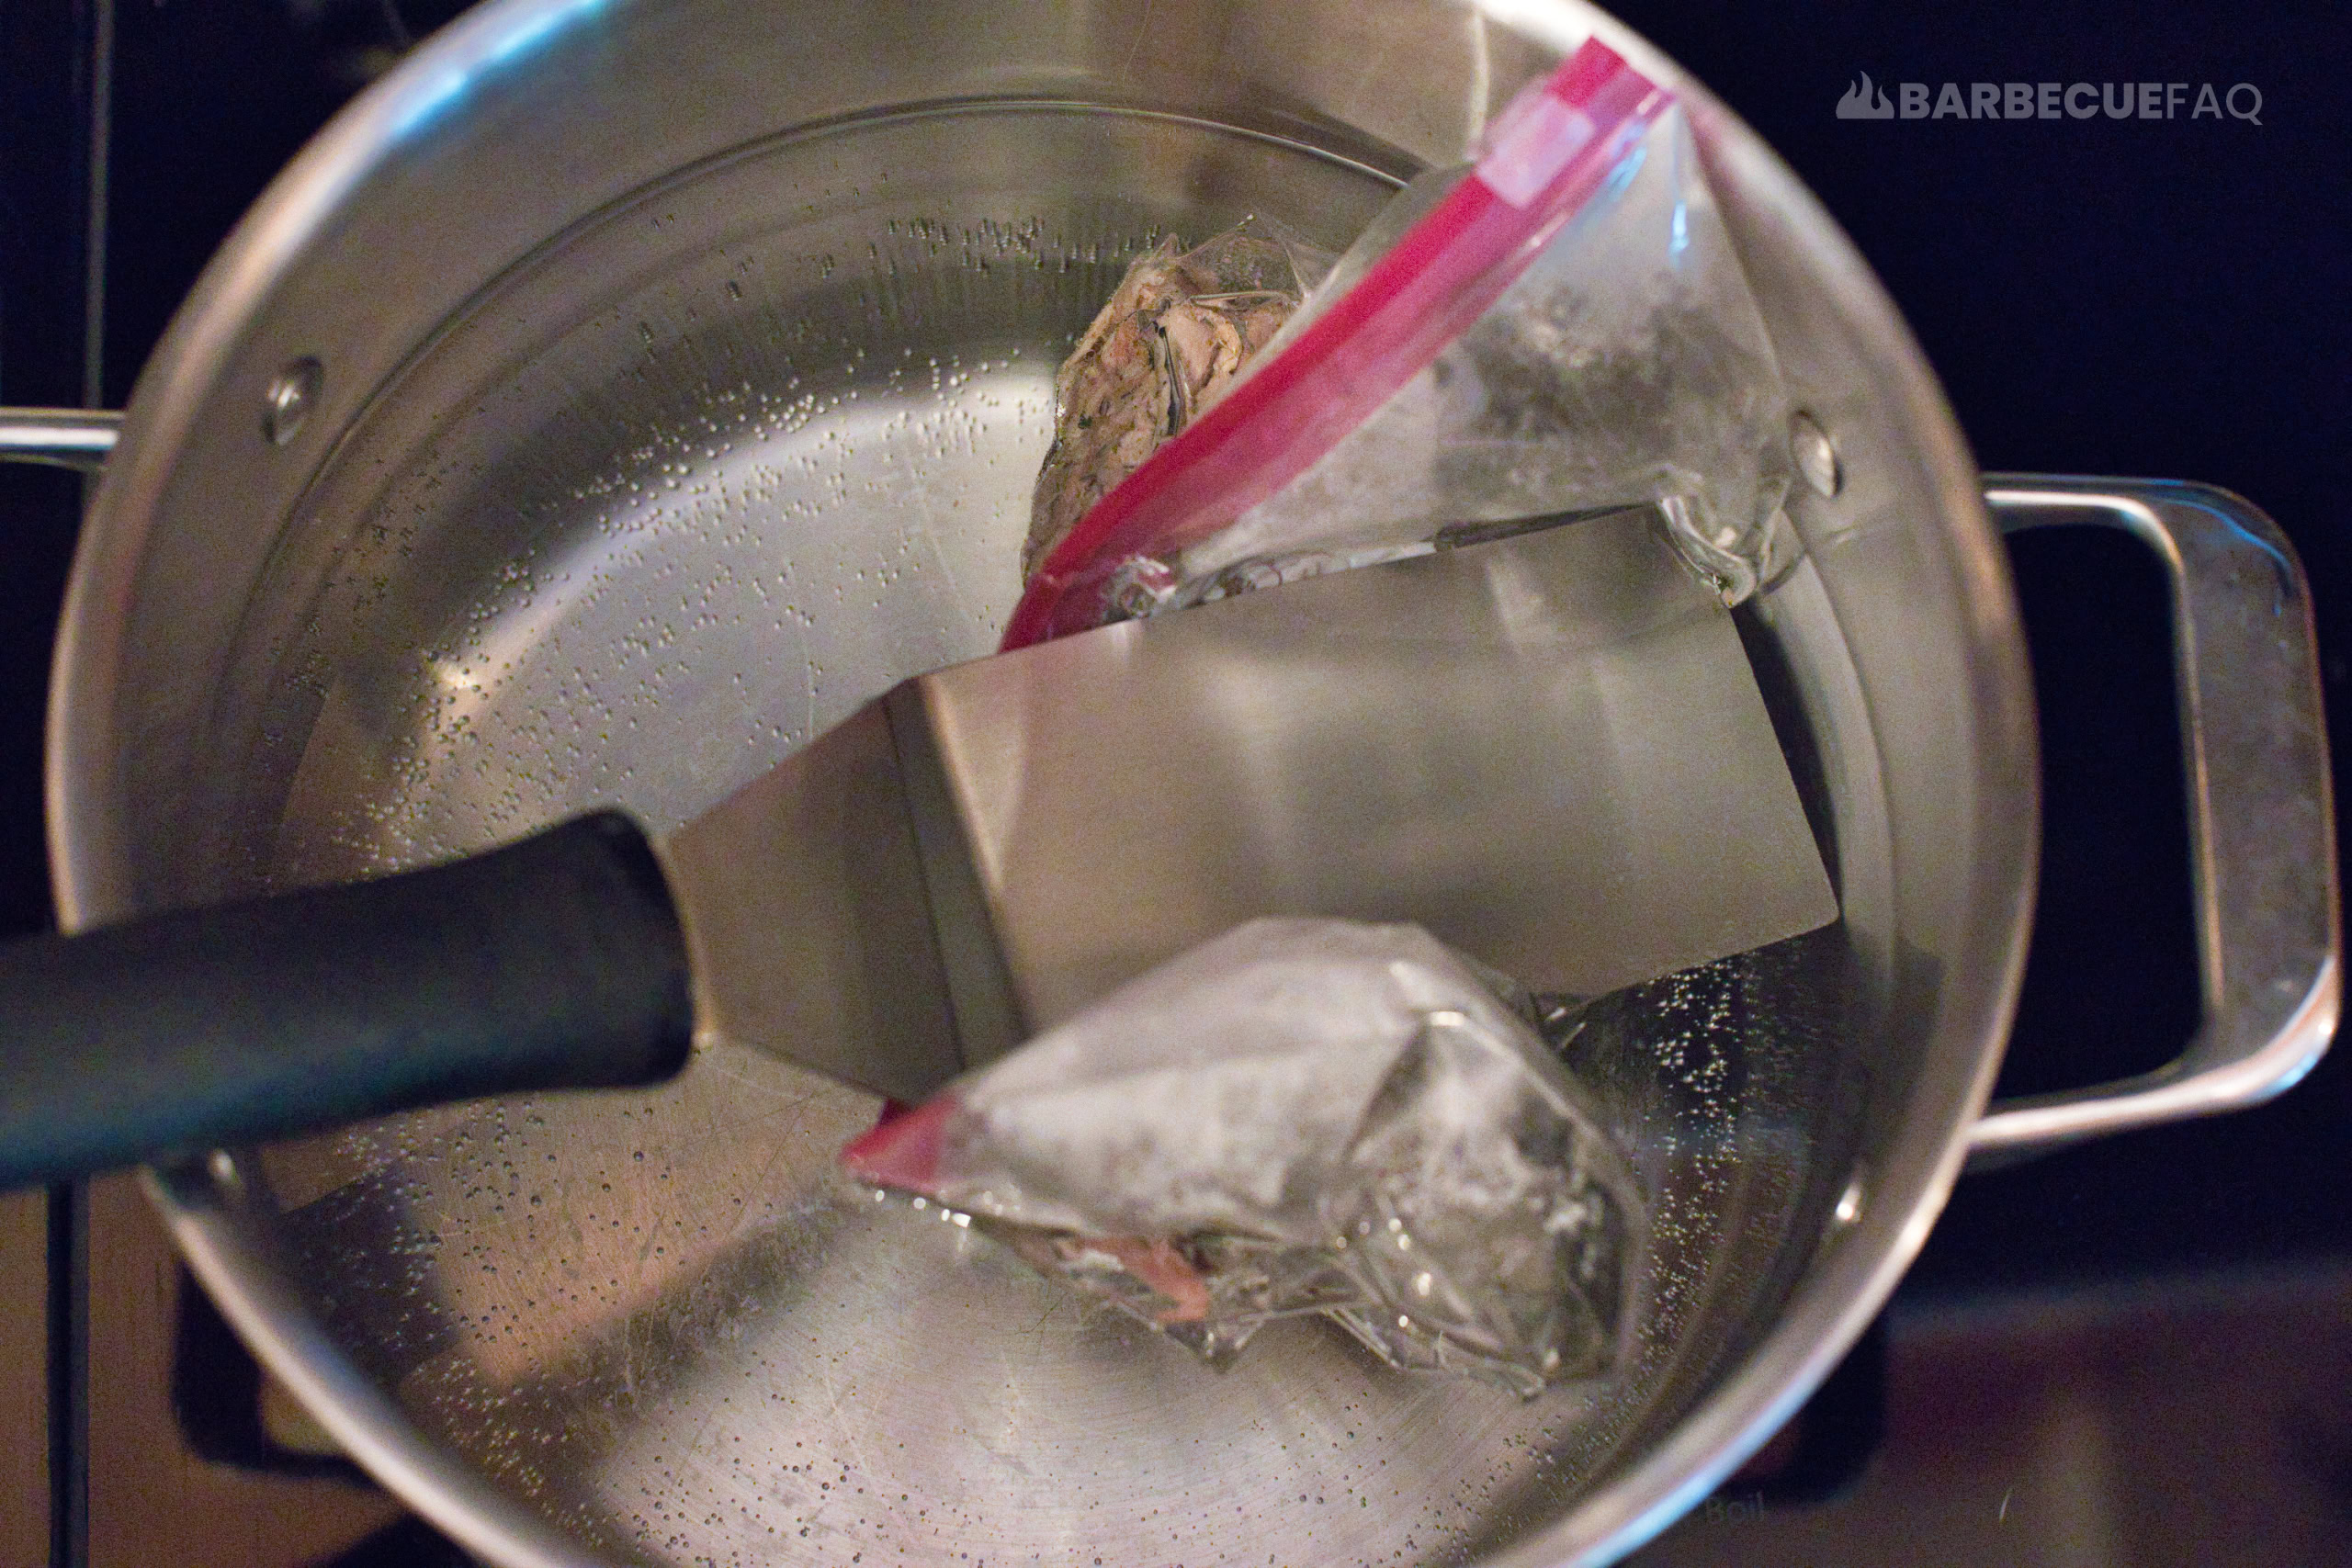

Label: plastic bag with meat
[1006,40,1799,648]
[842,918,1643,1397]
[1022,227,1320,583]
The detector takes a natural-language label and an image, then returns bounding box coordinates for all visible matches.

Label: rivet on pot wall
[1791,411,1841,499]
[1833,1179,1865,1226]
[263,356,323,446]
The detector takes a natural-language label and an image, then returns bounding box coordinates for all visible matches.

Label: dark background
[0,0,2346,1557]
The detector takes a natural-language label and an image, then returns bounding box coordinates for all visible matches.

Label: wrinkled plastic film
[843,919,1644,1396]
[1185,107,1798,605]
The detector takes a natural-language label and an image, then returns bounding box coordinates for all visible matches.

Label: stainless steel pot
[5,0,2335,1563]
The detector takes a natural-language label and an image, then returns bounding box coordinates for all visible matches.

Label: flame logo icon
[1836,72,1895,119]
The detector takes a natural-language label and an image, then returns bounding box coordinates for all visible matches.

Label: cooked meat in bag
[1022,228,1312,583]
[842,918,1642,1397]
[1003,42,1801,649]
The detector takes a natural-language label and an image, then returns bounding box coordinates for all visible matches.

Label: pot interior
[198,97,1874,1566]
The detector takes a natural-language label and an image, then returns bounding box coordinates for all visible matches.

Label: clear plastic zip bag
[842,919,1642,1397]
[1004,39,1798,648]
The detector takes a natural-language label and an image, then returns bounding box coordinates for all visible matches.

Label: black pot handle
[0,811,694,1190]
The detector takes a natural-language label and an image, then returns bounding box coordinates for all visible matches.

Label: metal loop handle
[1971,476,2340,1160]
[0,407,121,472]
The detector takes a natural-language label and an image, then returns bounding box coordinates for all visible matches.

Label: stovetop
[1,3,2346,1564]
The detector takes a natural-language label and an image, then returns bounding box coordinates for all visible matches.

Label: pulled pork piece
[1023,231,1303,581]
